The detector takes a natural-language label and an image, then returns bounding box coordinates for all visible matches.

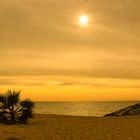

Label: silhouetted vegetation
[0,90,34,124]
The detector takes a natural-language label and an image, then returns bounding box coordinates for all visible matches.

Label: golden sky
[0,0,140,101]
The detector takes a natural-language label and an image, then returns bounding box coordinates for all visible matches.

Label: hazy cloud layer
[1,76,140,89]
[0,0,140,80]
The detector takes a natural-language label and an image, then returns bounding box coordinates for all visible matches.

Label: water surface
[34,101,139,117]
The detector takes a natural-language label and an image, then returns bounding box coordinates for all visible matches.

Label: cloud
[0,78,45,86]
[0,79,17,85]
[0,0,139,80]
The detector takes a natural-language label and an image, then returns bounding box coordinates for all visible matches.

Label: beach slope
[1,114,140,140]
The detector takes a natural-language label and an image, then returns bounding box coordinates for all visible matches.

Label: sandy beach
[0,114,140,140]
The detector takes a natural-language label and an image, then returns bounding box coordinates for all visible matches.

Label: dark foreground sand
[1,114,140,140]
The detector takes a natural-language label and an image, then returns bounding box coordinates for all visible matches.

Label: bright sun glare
[79,15,89,26]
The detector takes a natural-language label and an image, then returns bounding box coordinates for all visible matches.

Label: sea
[34,101,140,117]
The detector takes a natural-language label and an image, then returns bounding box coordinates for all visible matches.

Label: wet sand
[0,114,140,140]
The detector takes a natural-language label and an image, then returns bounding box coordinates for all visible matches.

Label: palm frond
[6,90,20,107]
[0,90,34,124]
[20,99,35,110]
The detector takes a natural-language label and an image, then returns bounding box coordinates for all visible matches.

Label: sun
[79,15,89,26]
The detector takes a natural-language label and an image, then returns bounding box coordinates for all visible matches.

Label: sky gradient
[0,0,140,101]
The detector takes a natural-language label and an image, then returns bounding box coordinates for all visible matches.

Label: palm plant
[0,90,34,124]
